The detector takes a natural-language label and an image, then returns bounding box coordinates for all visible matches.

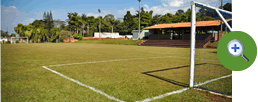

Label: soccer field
[1,43,231,102]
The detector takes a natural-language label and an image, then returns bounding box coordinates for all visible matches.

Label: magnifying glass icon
[227,39,249,62]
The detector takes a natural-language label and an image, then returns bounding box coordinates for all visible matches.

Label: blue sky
[1,0,232,34]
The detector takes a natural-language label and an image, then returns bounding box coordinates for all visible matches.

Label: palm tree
[80,14,88,37]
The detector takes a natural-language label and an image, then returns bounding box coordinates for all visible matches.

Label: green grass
[1,43,231,102]
[75,39,144,45]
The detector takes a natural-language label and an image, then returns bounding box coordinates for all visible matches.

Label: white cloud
[140,0,224,16]
[1,5,29,33]
[86,13,100,18]
[53,9,65,12]
[162,3,168,7]
[10,6,17,9]
[118,7,136,15]
[167,0,184,7]
[22,18,35,25]
[86,10,111,18]
[143,4,149,9]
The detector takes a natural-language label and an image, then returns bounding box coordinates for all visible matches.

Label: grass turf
[1,43,231,102]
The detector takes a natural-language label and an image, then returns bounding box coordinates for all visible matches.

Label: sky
[1,0,232,34]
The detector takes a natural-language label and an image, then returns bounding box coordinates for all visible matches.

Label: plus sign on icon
[227,39,249,62]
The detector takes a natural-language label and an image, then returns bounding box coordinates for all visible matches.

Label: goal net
[11,37,28,44]
[189,1,232,96]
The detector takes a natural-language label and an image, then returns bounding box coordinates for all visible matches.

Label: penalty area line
[135,88,189,102]
[46,56,185,67]
[46,56,215,67]
[42,66,125,102]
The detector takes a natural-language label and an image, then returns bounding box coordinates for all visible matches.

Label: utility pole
[98,9,101,40]
[138,0,141,40]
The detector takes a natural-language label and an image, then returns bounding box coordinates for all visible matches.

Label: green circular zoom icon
[217,31,257,71]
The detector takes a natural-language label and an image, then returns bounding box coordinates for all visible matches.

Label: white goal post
[11,37,28,44]
[189,1,232,87]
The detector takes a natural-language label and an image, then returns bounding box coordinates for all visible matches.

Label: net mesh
[193,3,232,96]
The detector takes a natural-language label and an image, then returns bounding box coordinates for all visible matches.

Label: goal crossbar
[192,1,232,31]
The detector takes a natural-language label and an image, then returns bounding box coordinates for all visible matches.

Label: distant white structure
[124,35,133,39]
[11,37,28,44]
[0,37,8,42]
[94,32,132,39]
[131,30,149,40]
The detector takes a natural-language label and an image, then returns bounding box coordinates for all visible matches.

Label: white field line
[194,74,232,87]
[136,74,232,102]
[46,56,216,67]
[42,66,125,102]
[194,88,232,98]
[135,88,189,102]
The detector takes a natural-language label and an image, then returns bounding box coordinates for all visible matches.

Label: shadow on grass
[210,51,217,54]
[143,73,189,87]
[142,63,207,88]
[142,63,227,88]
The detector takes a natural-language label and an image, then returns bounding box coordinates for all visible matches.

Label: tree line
[11,3,231,43]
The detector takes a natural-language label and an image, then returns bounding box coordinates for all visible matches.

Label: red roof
[144,19,231,30]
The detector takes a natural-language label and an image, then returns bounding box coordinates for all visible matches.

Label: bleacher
[140,40,207,48]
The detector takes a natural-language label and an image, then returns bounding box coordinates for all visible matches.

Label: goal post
[189,1,196,88]
[11,37,28,44]
[189,1,232,96]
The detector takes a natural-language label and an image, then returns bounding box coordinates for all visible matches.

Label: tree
[159,13,174,23]
[220,3,232,12]
[79,14,87,37]
[43,11,54,42]
[54,19,66,42]
[175,9,184,16]
[49,11,54,28]
[151,14,162,25]
[1,30,10,37]
[67,12,73,42]
[49,27,60,42]
[123,11,134,30]
[71,12,79,33]
[11,33,16,37]
[138,8,153,29]
[104,14,115,33]
[14,23,24,37]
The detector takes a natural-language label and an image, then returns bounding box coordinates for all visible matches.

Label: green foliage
[49,27,60,42]
[73,33,82,40]
[13,2,231,42]
[16,40,19,43]
[1,30,10,37]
